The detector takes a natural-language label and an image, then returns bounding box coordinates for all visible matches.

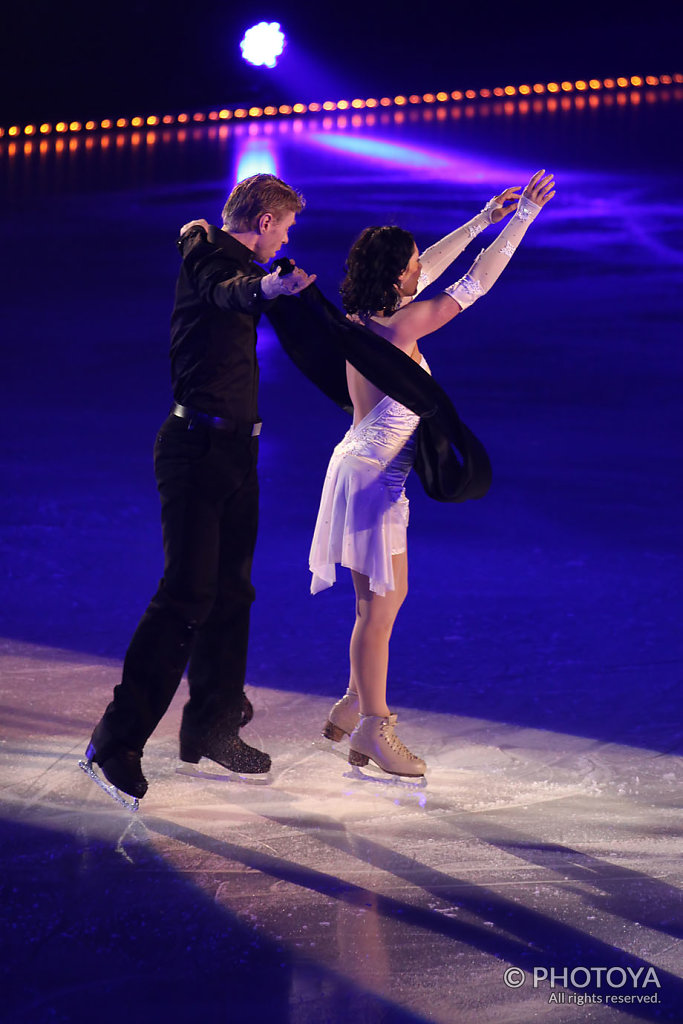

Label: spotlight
[240,22,286,68]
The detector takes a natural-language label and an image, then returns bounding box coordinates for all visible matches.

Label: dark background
[3,0,681,124]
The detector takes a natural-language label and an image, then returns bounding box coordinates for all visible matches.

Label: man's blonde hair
[222,173,304,232]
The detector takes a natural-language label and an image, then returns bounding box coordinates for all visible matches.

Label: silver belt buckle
[251,422,262,437]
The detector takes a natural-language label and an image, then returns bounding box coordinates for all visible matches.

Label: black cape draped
[266,283,492,503]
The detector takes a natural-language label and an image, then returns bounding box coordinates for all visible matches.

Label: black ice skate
[78,730,148,811]
[239,692,254,728]
[179,731,271,776]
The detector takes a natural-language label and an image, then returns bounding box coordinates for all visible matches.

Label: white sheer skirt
[309,360,429,596]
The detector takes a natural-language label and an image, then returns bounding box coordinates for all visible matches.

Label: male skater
[82,173,315,804]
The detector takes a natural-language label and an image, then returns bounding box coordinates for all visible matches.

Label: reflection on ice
[303,130,530,183]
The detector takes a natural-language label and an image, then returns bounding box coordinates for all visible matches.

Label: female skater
[309,170,556,776]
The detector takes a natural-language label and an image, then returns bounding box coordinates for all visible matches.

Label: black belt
[171,403,262,436]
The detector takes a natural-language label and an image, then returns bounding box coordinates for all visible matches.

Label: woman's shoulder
[345,308,419,356]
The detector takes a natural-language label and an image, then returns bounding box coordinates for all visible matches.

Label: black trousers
[99,414,259,752]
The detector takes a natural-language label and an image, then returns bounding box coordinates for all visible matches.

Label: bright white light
[240,22,286,68]
[235,140,278,184]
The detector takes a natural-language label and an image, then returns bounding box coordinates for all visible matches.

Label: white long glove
[414,197,501,296]
[444,194,542,310]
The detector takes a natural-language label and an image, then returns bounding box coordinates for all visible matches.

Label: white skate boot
[348,713,426,777]
[322,689,360,742]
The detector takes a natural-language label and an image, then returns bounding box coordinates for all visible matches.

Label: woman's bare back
[346,312,422,425]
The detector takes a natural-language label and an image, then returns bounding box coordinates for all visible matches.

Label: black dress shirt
[170,226,270,422]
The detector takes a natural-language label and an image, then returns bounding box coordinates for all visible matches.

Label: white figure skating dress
[310,356,431,597]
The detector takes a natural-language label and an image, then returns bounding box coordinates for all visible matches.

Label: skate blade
[343,764,428,789]
[175,761,271,785]
[78,759,140,811]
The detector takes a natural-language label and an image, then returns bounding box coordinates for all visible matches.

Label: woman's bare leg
[349,552,408,716]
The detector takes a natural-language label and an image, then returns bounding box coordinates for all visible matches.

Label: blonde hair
[222,173,304,232]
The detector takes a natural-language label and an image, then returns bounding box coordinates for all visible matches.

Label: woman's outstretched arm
[390,170,555,349]
[413,187,521,294]
[444,170,555,310]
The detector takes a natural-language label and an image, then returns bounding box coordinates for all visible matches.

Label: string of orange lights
[1,74,680,140]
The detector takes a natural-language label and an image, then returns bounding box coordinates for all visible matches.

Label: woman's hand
[522,169,556,207]
[179,218,210,235]
[490,186,522,223]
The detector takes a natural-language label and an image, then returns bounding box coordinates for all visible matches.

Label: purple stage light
[240,22,286,68]
[303,132,531,184]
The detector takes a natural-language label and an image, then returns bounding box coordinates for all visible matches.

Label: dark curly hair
[340,226,416,317]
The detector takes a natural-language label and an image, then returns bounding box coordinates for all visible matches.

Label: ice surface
[2,640,682,1023]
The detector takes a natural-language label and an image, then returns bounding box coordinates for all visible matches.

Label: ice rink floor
[2,84,683,1022]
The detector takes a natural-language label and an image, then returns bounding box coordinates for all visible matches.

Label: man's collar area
[208,225,244,252]
[209,226,264,266]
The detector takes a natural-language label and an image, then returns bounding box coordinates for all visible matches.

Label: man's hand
[260,265,317,299]
[490,186,523,223]
[522,169,556,208]
[179,218,210,235]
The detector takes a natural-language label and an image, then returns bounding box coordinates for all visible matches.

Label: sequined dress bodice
[336,355,430,497]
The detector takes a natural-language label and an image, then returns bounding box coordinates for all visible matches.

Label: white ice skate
[322,689,361,742]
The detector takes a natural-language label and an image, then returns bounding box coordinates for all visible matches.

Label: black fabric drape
[266,283,492,502]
